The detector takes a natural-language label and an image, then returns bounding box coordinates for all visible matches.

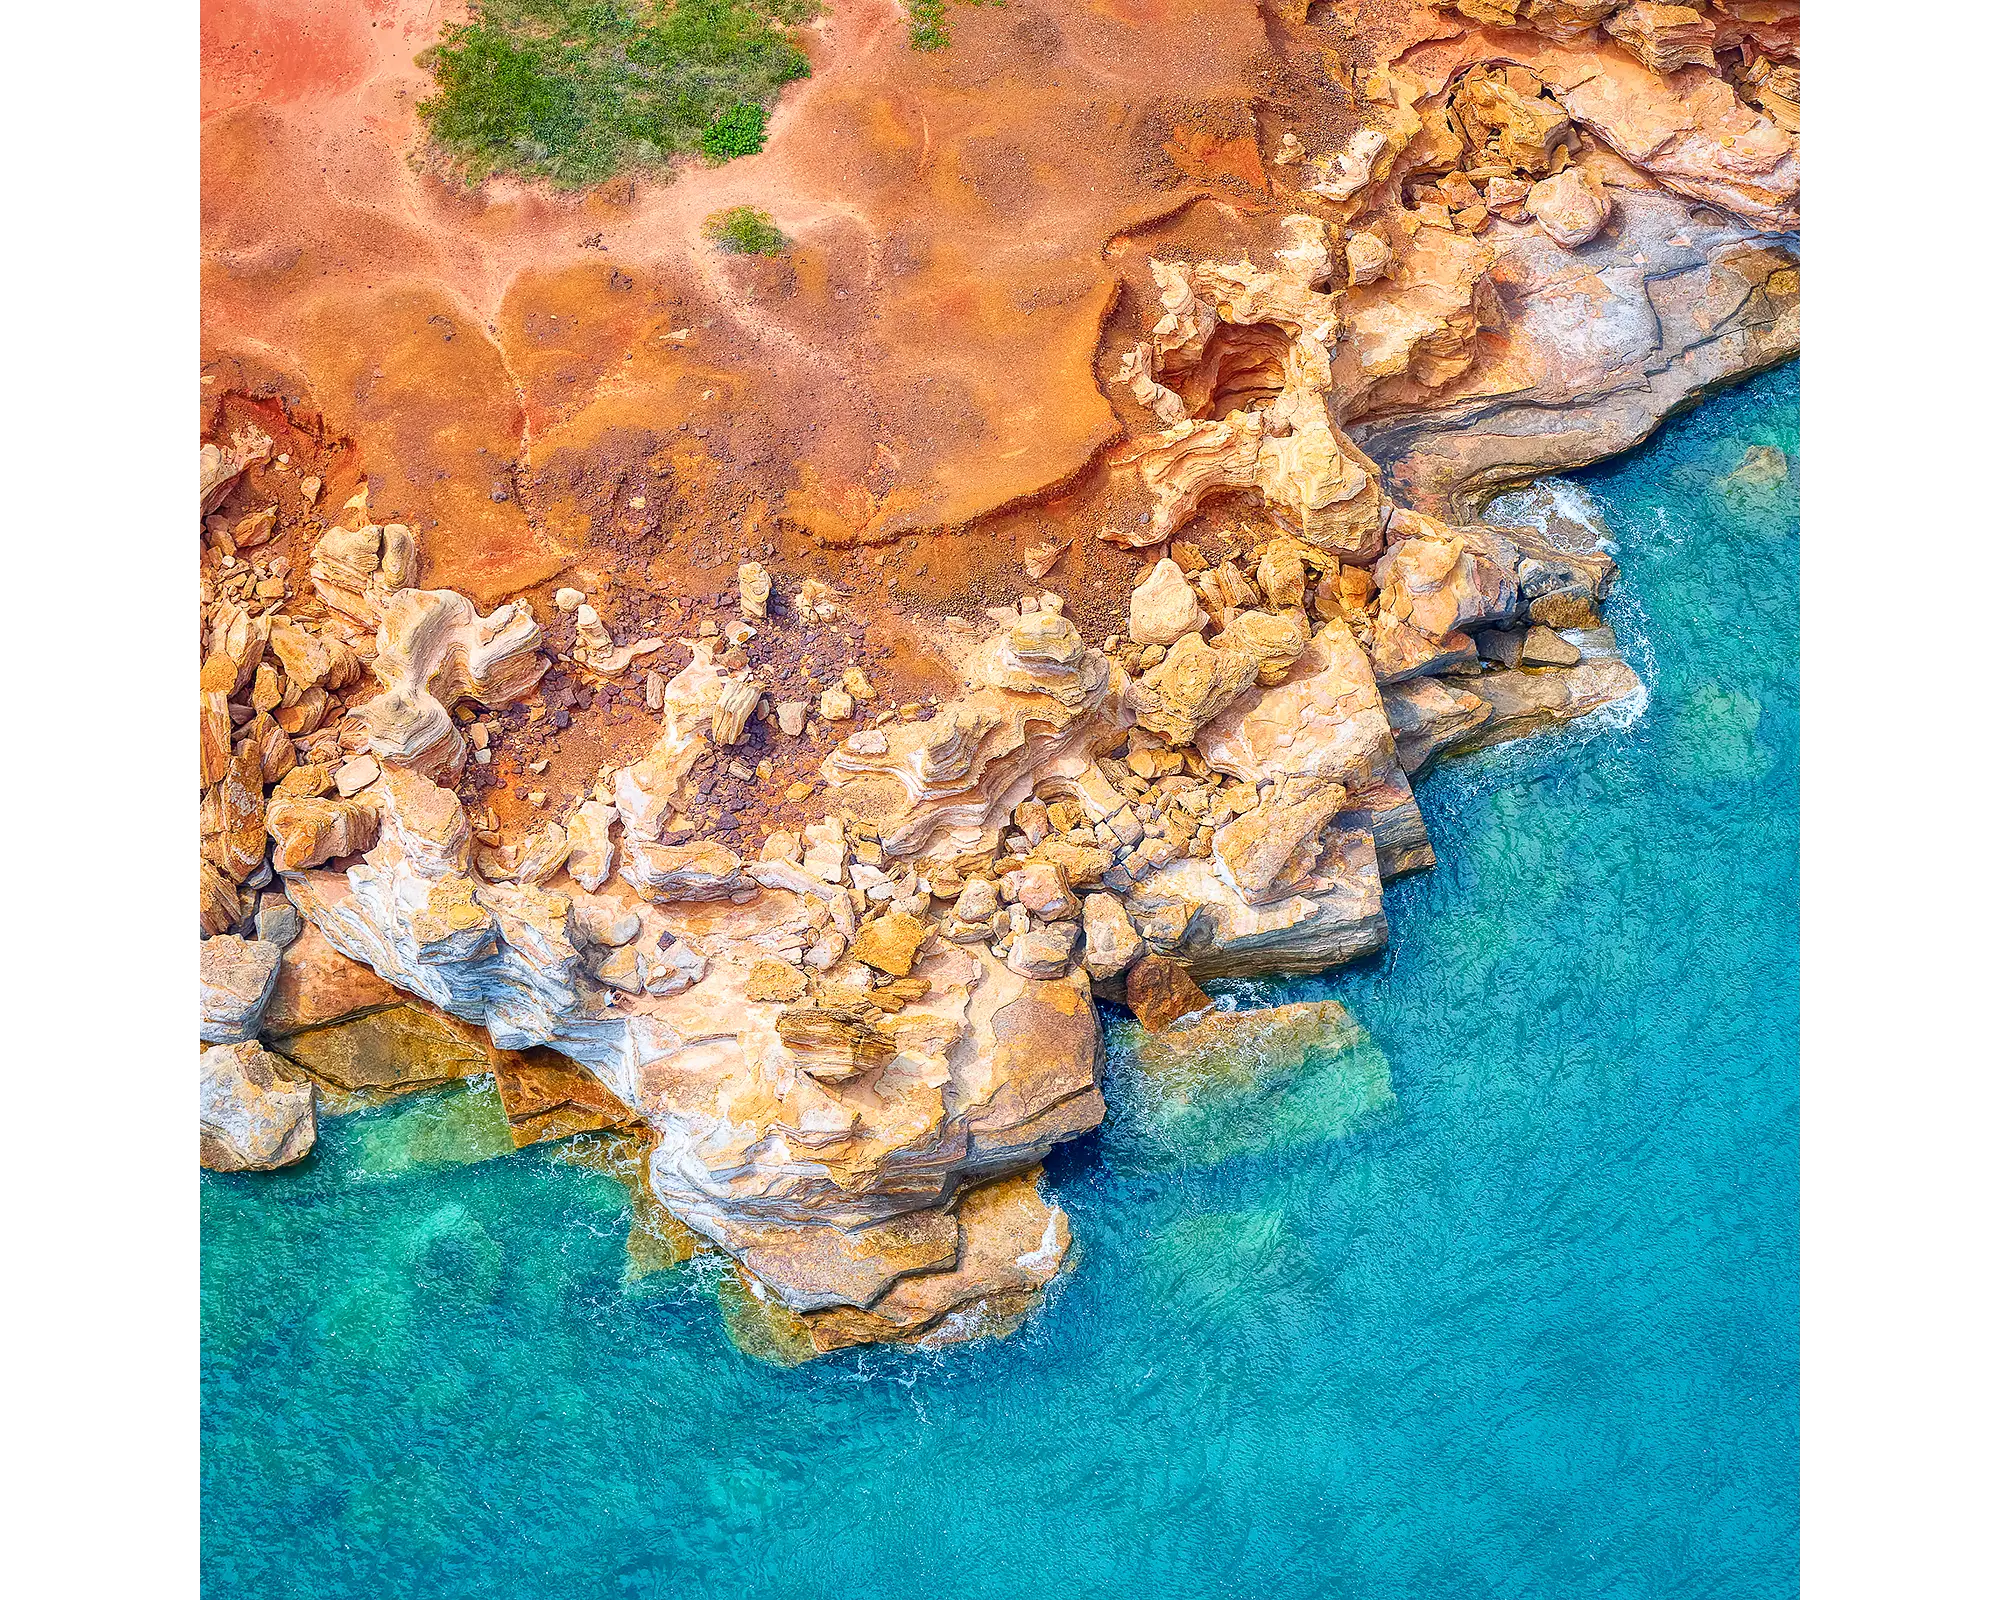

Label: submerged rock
[1115,998,1395,1168]
[269,1003,493,1095]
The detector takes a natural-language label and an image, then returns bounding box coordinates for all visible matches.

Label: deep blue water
[203,365,1799,1598]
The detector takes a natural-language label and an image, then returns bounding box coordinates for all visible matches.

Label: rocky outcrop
[358,588,548,782]
[1107,224,1388,562]
[282,753,1106,1326]
[195,0,1789,1359]
[1325,21,1799,512]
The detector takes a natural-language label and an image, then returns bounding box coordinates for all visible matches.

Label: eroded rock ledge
[197,0,1797,1360]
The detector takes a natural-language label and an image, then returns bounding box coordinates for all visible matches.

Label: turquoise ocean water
[203,365,1799,1598]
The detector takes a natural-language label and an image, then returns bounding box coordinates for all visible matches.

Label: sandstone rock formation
[201,935,282,1044]
[196,0,1797,1358]
[1328,14,1800,510]
[359,588,548,781]
[201,1041,317,1172]
[254,481,1627,1345]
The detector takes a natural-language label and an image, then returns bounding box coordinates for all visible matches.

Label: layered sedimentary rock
[358,588,548,781]
[264,435,1635,1348]
[1323,12,1800,511]
[198,2,1796,1358]
[201,1041,317,1171]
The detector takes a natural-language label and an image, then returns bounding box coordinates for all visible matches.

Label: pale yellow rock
[851,910,929,977]
[565,801,618,891]
[1346,231,1392,287]
[744,959,810,1003]
[1128,559,1205,647]
[1135,632,1263,747]
[201,1042,317,1171]
[1527,165,1613,248]
[572,602,663,677]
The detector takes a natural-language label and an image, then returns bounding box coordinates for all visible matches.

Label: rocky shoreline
[200,1,1798,1360]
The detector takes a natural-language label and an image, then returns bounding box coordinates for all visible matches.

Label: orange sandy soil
[201,0,1429,837]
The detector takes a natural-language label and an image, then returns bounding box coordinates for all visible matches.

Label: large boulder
[200,1042,317,1172]
[200,936,282,1044]
[1526,165,1613,249]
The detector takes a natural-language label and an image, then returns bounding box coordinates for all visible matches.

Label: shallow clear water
[203,365,1799,1598]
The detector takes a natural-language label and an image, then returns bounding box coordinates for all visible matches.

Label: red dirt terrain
[203,0,1797,847]
[199,0,1367,608]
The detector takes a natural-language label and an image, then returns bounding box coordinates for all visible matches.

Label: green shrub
[419,0,819,188]
[702,205,786,255]
[701,102,769,161]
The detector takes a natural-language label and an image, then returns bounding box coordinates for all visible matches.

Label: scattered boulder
[1083,893,1143,980]
[254,897,303,948]
[1346,230,1391,287]
[1124,956,1213,1032]
[1527,590,1601,630]
[852,910,929,976]
[622,840,745,902]
[572,602,663,677]
[200,1042,317,1172]
[565,801,617,891]
[267,793,379,872]
[1526,165,1613,249]
[1007,922,1080,979]
[1522,624,1583,666]
[1212,781,1351,905]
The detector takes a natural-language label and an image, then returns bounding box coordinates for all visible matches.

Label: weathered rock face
[201,936,282,1044]
[199,0,1789,1358]
[201,1042,317,1172]
[358,588,548,781]
[1331,21,1799,512]
[1107,226,1389,562]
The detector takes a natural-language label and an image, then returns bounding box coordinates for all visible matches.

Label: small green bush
[701,102,769,161]
[703,205,786,256]
[419,0,819,189]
